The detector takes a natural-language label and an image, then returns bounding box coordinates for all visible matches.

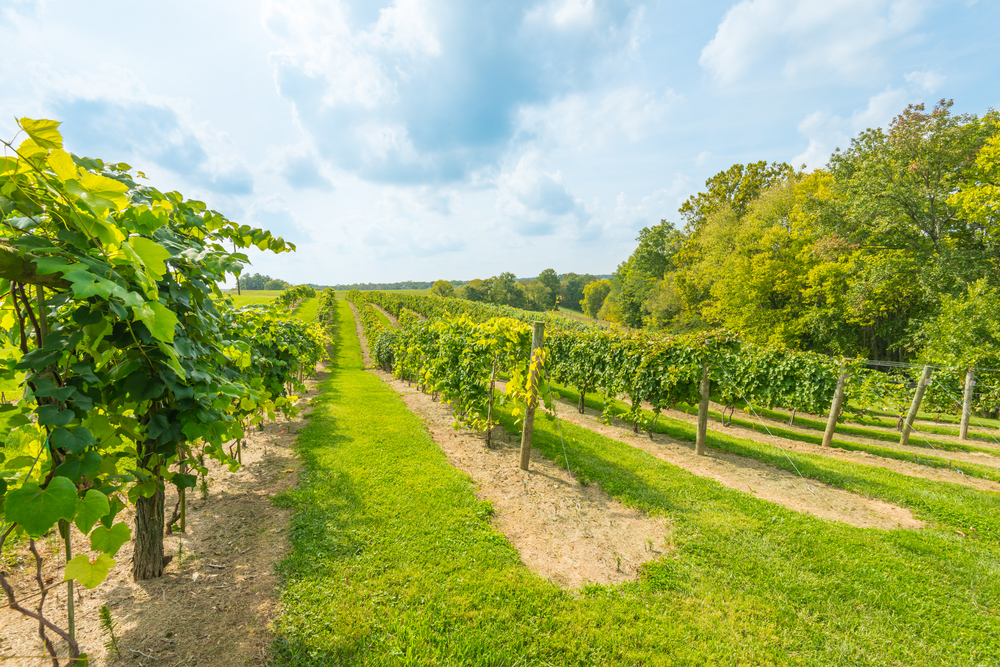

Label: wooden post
[822,361,849,448]
[519,322,545,471]
[696,363,710,455]
[900,365,933,447]
[58,519,75,640]
[960,368,975,441]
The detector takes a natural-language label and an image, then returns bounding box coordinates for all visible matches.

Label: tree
[458,278,491,302]
[679,161,794,233]
[560,273,596,312]
[264,278,290,290]
[488,272,527,309]
[240,273,272,290]
[430,279,454,298]
[581,279,611,317]
[626,221,685,279]
[536,269,561,310]
[523,280,551,311]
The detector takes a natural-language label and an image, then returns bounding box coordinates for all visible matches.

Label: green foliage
[580,278,611,317]
[429,279,454,298]
[0,117,321,595]
[679,160,794,233]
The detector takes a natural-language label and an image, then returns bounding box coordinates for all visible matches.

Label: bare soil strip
[763,404,1000,450]
[375,371,671,588]
[349,318,670,588]
[680,400,1000,489]
[548,400,923,531]
[1,374,321,666]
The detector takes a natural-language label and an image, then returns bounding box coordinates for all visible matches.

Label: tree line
[430,271,608,313]
[597,100,1000,367]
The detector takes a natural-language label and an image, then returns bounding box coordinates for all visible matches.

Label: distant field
[223,290,282,307]
[351,288,432,296]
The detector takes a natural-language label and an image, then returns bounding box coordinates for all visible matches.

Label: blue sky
[1,0,997,285]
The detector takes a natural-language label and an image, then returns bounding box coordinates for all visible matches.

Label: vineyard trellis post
[822,360,849,448]
[900,365,933,447]
[519,322,545,471]
[696,363,710,455]
[960,369,975,441]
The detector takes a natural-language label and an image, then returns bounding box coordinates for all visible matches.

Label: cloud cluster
[53,98,254,195]
[701,0,929,85]
[261,0,643,183]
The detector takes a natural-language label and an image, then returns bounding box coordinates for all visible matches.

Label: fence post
[900,365,933,447]
[696,363,710,456]
[822,361,849,448]
[519,322,545,471]
[960,368,976,441]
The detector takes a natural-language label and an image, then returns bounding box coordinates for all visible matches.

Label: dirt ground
[348,307,670,588]
[654,400,1000,495]
[377,369,671,588]
[546,398,923,530]
[1,372,322,667]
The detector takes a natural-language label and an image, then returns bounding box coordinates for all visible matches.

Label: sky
[1,0,998,286]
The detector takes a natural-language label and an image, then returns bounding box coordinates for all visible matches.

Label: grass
[227,290,283,307]
[270,301,1000,666]
[763,404,1000,445]
[368,304,394,328]
[292,298,319,323]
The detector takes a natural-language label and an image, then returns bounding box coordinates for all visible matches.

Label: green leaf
[90,522,130,556]
[5,478,78,538]
[19,117,63,149]
[130,237,172,281]
[64,553,115,589]
[136,302,178,343]
[63,269,128,301]
[37,404,74,427]
[51,427,96,454]
[47,148,78,181]
[54,451,102,482]
[74,489,110,534]
[4,455,35,470]
[65,172,129,211]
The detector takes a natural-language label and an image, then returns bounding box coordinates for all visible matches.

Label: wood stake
[822,361,849,448]
[900,365,933,447]
[960,368,975,441]
[519,322,545,471]
[696,363,710,455]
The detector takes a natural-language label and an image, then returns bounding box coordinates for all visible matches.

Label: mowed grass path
[270,301,1000,666]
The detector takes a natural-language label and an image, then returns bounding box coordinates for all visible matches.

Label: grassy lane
[270,302,1000,665]
[565,386,1000,484]
[292,297,319,322]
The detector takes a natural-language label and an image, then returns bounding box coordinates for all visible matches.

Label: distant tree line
[433,271,609,313]
[240,273,327,291]
[333,280,470,291]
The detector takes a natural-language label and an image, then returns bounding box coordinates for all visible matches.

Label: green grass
[293,298,319,323]
[764,404,1000,445]
[368,304,394,328]
[227,290,283,307]
[698,401,1000,456]
[270,302,1000,666]
[559,384,1000,485]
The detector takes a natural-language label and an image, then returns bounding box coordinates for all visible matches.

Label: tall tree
[679,161,794,233]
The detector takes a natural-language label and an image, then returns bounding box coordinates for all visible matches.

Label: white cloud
[905,69,945,92]
[494,151,589,236]
[791,87,910,168]
[518,86,681,150]
[700,0,929,85]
